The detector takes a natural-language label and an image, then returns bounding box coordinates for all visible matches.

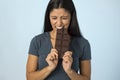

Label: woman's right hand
[46,48,58,71]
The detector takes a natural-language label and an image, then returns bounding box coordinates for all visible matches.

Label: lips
[56,26,63,29]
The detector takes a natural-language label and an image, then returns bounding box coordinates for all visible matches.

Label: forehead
[50,8,70,16]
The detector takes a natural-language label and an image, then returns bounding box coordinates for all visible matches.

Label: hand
[62,51,73,72]
[46,48,58,71]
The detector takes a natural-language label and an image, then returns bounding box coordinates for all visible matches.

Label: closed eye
[62,17,68,20]
[50,16,68,20]
[52,17,57,20]
[51,16,57,20]
[62,16,68,20]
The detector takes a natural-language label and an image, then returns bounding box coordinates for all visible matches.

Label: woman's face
[49,8,71,30]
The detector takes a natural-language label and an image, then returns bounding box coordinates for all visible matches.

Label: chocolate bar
[55,27,71,58]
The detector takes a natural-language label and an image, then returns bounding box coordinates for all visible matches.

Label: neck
[50,30,57,40]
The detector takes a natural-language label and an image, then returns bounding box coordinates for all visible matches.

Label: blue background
[0,0,120,80]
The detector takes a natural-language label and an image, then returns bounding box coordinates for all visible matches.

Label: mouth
[56,26,63,29]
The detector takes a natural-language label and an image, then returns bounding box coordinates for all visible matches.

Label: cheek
[63,21,70,28]
[50,19,56,25]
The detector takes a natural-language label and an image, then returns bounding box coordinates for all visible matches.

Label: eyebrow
[50,16,69,17]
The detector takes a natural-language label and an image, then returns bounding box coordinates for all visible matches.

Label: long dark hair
[44,0,83,37]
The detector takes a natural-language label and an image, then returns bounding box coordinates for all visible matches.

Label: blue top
[28,32,91,80]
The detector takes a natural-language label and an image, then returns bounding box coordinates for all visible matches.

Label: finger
[63,55,72,60]
[63,57,70,63]
[47,54,54,61]
[63,55,73,62]
[68,51,72,55]
[51,52,58,60]
[50,52,58,60]
[65,51,72,56]
[53,52,58,59]
[50,49,58,59]
[51,48,58,53]
[63,54,70,58]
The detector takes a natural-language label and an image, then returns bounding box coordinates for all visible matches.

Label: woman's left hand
[62,51,73,72]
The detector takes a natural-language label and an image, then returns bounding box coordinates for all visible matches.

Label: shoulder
[30,32,50,46]
[34,32,49,40]
[72,37,91,60]
[72,37,90,47]
[31,32,49,41]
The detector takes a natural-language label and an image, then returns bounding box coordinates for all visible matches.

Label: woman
[26,0,91,80]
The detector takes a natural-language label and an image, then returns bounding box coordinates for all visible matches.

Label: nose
[56,18,63,27]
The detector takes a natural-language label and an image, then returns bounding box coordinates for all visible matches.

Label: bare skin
[26,8,91,80]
